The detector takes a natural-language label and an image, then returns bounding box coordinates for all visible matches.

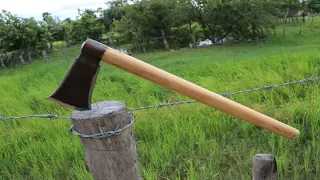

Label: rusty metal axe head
[49,40,106,110]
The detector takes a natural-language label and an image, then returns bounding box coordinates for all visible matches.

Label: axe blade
[49,41,104,110]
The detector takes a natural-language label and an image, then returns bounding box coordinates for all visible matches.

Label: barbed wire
[0,114,70,121]
[68,113,135,138]
[0,76,319,121]
[127,76,320,111]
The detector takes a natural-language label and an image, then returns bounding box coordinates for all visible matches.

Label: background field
[1,21,320,179]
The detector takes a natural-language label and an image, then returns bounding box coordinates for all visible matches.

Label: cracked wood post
[253,154,277,180]
[191,27,197,48]
[71,101,141,180]
[42,50,48,61]
[0,55,5,68]
[19,52,25,65]
[160,29,170,50]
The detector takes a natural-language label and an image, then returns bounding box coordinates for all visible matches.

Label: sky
[0,0,108,21]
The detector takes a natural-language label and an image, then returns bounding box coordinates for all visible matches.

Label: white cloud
[0,0,108,20]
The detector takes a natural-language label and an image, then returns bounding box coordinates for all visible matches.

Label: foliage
[0,10,51,53]
[98,0,127,33]
[42,12,66,44]
[0,0,314,56]
[109,0,305,50]
[308,0,320,13]
[69,9,104,44]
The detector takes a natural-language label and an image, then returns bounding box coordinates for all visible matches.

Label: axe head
[49,39,107,110]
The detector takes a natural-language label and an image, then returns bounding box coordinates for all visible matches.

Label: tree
[0,10,51,65]
[110,0,286,51]
[0,10,51,52]
[98,0,127,45]
[69,9,104,44]
[42,12,57,49]
[42,12,56,26]
[175,0,204,47]
[0,0,314,66]
[116,0,181,50]
[112,1,149,51]
[197,0,279,42]
[61,18,73,44]
[308,0,320,13]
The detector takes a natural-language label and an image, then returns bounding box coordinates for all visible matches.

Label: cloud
[0,0,107,20]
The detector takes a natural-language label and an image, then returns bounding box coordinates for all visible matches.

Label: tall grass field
[1,21,320,179]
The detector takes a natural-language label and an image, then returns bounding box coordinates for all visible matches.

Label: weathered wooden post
[191,27,197,48]
[62,48,68,61]
[253,154,277,180]
[160,29,170,50]
[282,8,289,37]
[42,50,48,61]
[71,101,141,180]
[27,46,32,62]
[0,55,5,68]
[299,22,302,35]
[19,52,25,65]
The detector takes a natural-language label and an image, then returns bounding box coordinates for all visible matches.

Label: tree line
[1,0,320,66]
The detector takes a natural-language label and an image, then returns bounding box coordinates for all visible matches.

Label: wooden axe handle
[102,48,300,139]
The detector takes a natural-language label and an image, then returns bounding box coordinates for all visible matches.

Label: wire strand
[1,76,319,120]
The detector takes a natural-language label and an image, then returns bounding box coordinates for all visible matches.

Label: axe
[49,39,299,139]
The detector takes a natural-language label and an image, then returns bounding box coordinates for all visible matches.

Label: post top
[71,101,126,120]
[254,154,275,161]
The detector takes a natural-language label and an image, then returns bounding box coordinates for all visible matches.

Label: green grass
[1,20,320,179]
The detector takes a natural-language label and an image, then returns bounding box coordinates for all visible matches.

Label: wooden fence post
[19,52,25,65]
[71,101,141,180]
[253,154,277,180]
[0,55,5,68]
[191,27,197,48]
[42,50,48,61]
[61,48,68,61]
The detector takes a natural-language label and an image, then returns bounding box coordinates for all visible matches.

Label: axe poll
[49,39,299,139]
